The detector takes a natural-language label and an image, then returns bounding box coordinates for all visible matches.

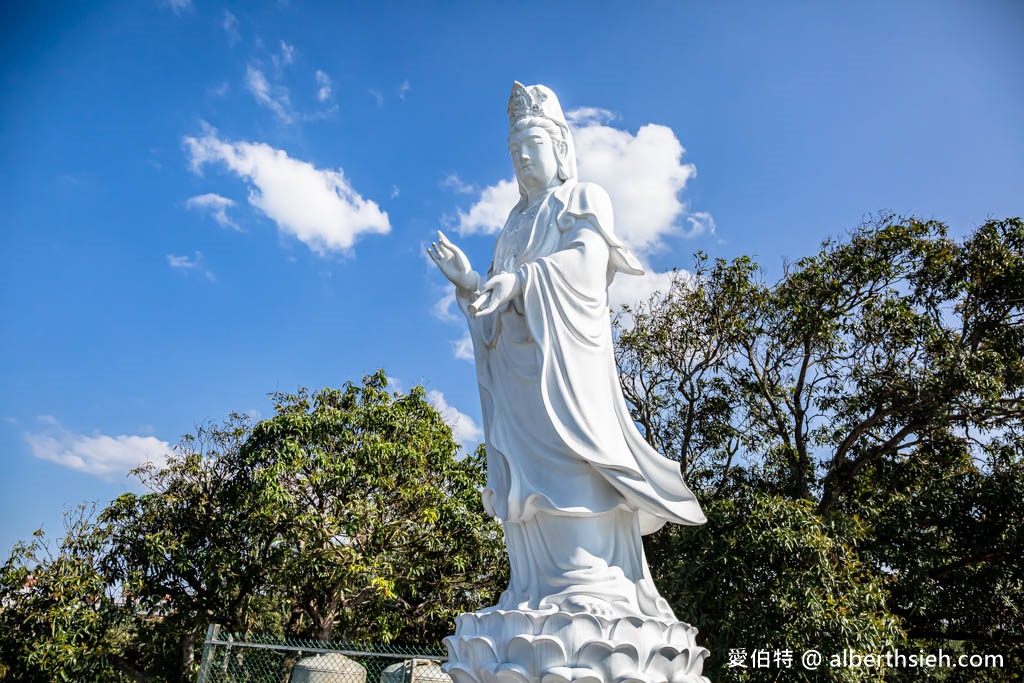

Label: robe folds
[458,179,706,537]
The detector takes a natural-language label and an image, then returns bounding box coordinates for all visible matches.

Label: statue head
[507,82,577,198]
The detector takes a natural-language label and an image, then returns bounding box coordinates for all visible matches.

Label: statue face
[509,126,561,192]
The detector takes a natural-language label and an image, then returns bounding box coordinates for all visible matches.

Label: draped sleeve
[514,183,706,534]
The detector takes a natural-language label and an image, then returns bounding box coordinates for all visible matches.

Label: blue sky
[1,1,1022,554]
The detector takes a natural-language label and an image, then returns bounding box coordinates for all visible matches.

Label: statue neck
[524,178,562,205]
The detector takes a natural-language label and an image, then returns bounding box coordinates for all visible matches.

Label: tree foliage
[0,506,133,682]
[617,216,1024,680]
[1,372,506,683]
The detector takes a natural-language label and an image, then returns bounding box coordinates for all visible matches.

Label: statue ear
[555,139,570,180]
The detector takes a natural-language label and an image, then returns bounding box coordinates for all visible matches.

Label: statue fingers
[427,244,442,263]
[468,291,491,316]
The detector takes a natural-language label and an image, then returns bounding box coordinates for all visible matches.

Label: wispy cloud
[25,416,171,481]
[207,81,230,98]
[183,124,390,254]
[167,251,216,281]
[246,65,293,123]
[433,285,459,322]
[275,40,295,67]
[186,192,241,231]
[441,173,478,195]
[397,79,411,100]
[427,390,482,447]
[452,331,474,362]
[369,89,384,107]
[685,211,716,238]
[165,0,192,15]
[565,107,618,127]
[315,70,332,102]
[222,10,240,45]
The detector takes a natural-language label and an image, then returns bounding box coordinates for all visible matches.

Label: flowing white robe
[458,179,705,618]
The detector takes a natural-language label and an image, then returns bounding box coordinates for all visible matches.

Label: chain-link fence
[195,625,449,683]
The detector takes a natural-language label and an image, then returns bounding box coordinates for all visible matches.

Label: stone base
[443,609,709,683]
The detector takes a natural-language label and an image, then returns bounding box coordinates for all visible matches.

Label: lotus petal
[608,616,643,645]
[539,611,574,639]
[565,613,603,652]
[457,615,480,638]
[636,620,666,656]
[541,666,574,683]
[446,666,478,683]
[616,676,655,683]
[574,640,614,672]
[565,667,602,683]
[462,636,499,671]
[512,634,568,676]
[503,611,533,639]
[663,623,696,647]
[494,665,531,683]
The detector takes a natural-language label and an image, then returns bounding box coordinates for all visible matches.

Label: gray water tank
[380,659,451,683]
[291,652,367,683]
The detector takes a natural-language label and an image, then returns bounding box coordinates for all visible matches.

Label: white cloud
[565,107,618,126]
[390,185,400,199]
[246,66,293,123]
[184,124,390,254]
[207,81,230,98]
[222,10,240,45]
[685,211,716,238]
[451,112,712,253]
[427,390,483,446]
[369,89,384,107]
[167,251,215,281]
[397,80,411,100]
[608,266,677,314]
[452,178,519,236]
[452,331,474,362]
[315,70,332,102]
[165,0,191,14]
[570,115,696,254]
[186,192,240,231]
[442,173,477,194]
[278,41,295,66]
[25,416,171,481]
[433,285,459,322]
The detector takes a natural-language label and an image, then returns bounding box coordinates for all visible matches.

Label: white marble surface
[431,82,708,683]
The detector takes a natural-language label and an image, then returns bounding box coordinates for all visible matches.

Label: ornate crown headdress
[506,81,577,186]
[507,81,568,129]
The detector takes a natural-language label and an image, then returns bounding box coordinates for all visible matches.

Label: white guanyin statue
[429,82,709,683]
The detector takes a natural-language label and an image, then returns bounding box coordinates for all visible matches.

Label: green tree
[231,371,506,644]
[0,506,135,682]
[617,216,1024,680]
[97,371,506,682]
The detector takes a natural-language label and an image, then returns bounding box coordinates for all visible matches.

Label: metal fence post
[195,623,221,683]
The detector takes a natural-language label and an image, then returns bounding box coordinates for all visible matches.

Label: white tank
[291,653,367,683]
[379,659,451,683]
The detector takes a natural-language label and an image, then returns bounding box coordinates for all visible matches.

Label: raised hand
[428,230,479,292]
[469,272,521,317]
